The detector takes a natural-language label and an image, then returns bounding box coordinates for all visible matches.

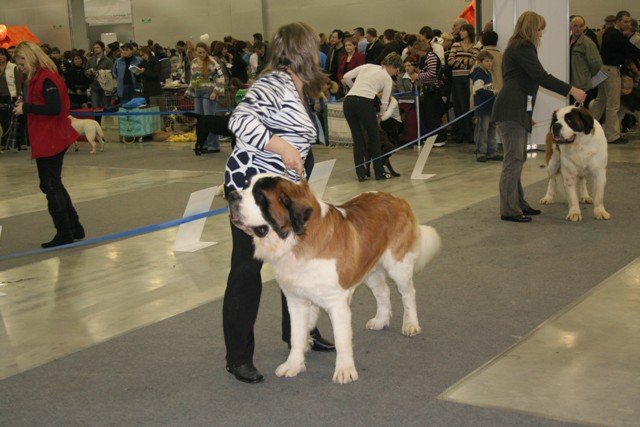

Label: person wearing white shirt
[342,53,402,181]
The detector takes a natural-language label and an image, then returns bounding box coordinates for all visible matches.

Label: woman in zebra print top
[222,22,330,384]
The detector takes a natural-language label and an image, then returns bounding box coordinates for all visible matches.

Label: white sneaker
[433,141,446,147]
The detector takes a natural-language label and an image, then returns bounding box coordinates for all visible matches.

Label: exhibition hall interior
[1,0,639,424]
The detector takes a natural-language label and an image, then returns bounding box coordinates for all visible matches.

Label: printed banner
[84,0,132,25]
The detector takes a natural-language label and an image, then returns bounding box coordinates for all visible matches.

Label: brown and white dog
[539,106,610,221]
[228,174,440,383]
[69,116,106,154]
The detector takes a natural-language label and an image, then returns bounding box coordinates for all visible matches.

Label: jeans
[90,87,111,110]
[193,89,220,150]
[474,113,497,158]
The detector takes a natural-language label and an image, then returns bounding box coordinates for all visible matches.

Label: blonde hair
[14,41,58,80]
[381,52,403,69]
[262,22,328,99]
[509,11,546,48]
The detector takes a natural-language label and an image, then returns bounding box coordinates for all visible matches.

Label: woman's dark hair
[419,26,434,40]
[235,40,247,52]
[211,41,226,58]
[460,24,475,41]
[0,47,10,60]
[481,31,499,46]
[404,34,418,46]
[152,43,164,57]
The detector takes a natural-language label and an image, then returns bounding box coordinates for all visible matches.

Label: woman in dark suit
[138,46,162,103]
[492,11,586,223]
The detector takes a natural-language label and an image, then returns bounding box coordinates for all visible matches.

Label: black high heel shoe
[193,146,202,156]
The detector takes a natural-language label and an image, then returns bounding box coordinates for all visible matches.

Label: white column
[493,0,570,148]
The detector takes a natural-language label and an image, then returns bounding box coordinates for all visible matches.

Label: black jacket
[140,56,162,100]
[365,39,384,64]
[492,40,571,132]
[64,65,91,93]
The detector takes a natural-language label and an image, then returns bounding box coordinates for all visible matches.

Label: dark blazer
[365,39,384,64]
[492,39,571,132]
[139,56,162,100]
[374,41,402,65]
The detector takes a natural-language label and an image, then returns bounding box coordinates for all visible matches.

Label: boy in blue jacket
[470,50,501,162]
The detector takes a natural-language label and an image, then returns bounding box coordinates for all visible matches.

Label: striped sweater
[224,70,317,191]
[447,42,479,77]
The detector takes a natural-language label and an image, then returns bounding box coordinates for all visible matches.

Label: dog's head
[550,106,594,143]
[228,174,315,259]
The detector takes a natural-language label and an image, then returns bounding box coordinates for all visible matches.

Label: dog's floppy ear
[279,192,312,235]
[550,110,558,130]
[578,108,594,134]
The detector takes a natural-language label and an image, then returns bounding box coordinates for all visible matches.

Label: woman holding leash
[492,11,586,223]
[13,41,84,247]
[223,22,333,384]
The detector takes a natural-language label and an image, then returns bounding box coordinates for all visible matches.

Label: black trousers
[223,150,315,366]
[421,90,445,140]
[35,148,80,234]
[0,95,13,147]
[451,76,474,142]
[343,95,384,179]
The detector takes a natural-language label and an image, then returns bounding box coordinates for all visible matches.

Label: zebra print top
[225,70,317,190]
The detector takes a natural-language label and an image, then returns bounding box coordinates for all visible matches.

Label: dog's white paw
[365,317,389,330]
[275,360,306,378]
[539,196,554,205]
[566,210,582,222]
[402,322,422,336]
[580,196,593,204]
[594,207,610,220]
[333,364,358,384]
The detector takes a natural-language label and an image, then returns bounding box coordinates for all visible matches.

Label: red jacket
[337,52,365,82]
[26,68,78,159]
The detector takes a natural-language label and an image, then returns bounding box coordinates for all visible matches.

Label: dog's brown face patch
[564,107,594,135]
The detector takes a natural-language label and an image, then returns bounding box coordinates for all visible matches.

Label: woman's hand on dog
[267,135,304,176]
[209,91,218,101]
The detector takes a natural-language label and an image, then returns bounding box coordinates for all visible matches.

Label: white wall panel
[494,0,571,147]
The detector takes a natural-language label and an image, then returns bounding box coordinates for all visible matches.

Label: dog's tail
[414,225,441,273]
[97,123,105,140]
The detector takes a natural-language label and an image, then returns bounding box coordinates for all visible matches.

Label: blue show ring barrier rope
[2,95,511,261]
[0,207,229,262]
[70,108,233,117]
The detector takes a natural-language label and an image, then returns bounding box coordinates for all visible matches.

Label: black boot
[42,212,74,248]
[62,188,84,240]
[42,192,74,248]
[310,328,336,352]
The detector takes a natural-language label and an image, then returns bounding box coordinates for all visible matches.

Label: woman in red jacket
[13,41,84,248]
[337,38,365,97]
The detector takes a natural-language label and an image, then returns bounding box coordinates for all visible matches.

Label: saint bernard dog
[539,106,610,221]
[228,174,441,383]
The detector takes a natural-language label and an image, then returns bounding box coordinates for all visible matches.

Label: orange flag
[0,25,41,49]
[459,0,476,27]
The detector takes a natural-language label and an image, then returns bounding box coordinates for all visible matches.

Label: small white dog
[69,116,106,154]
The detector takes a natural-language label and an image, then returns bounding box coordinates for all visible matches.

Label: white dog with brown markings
[227,174,440,383]
[540,106,610,221]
